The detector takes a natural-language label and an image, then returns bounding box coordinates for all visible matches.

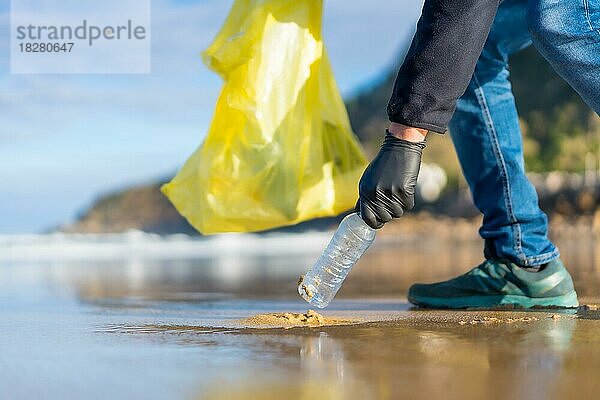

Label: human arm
[358,0,501,229]
[387,0,501,134]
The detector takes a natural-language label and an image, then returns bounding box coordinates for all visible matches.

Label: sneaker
[408,258,579,309]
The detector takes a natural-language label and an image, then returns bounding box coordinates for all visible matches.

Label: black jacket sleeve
[387,0,501,133]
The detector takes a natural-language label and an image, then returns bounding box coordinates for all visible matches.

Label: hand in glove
[357,131,426,229]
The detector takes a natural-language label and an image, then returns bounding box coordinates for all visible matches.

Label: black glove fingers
[397,192,415,211]
[356,131,425,229]
[381,186,406,218]
[360,201,385,230]
[373,205,393,224]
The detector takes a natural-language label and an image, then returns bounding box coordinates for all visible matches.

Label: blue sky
[0,0,424,233]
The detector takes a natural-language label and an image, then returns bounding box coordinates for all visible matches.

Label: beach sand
[241,309,355,328]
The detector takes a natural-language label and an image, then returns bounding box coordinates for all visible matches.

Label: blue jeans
[448,0,600,266]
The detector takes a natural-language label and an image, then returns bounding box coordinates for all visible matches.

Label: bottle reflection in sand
[299,332,371,399]
[300,332,346,379]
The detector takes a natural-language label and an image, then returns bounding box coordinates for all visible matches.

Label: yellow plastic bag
[161,0,367,234]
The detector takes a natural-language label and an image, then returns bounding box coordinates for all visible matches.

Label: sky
[0,0,424,234]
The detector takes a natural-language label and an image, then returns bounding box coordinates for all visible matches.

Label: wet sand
[108,301,598,331]
[98,300,600,400]
[233,307,597,329]
[3,231,600,400]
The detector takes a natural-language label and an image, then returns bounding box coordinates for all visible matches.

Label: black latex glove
[356,131,426,229]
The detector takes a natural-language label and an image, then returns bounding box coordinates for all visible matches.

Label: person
[357,0,600,308]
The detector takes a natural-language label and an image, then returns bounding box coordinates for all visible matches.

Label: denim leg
[448,0,560,266]
[527,0,600,113]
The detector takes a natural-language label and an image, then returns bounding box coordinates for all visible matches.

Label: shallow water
[1,233,600,399]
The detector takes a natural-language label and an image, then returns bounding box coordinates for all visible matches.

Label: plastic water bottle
[298,213,376,308]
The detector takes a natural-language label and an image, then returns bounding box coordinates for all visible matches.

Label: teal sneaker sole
[408,291,579,309]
